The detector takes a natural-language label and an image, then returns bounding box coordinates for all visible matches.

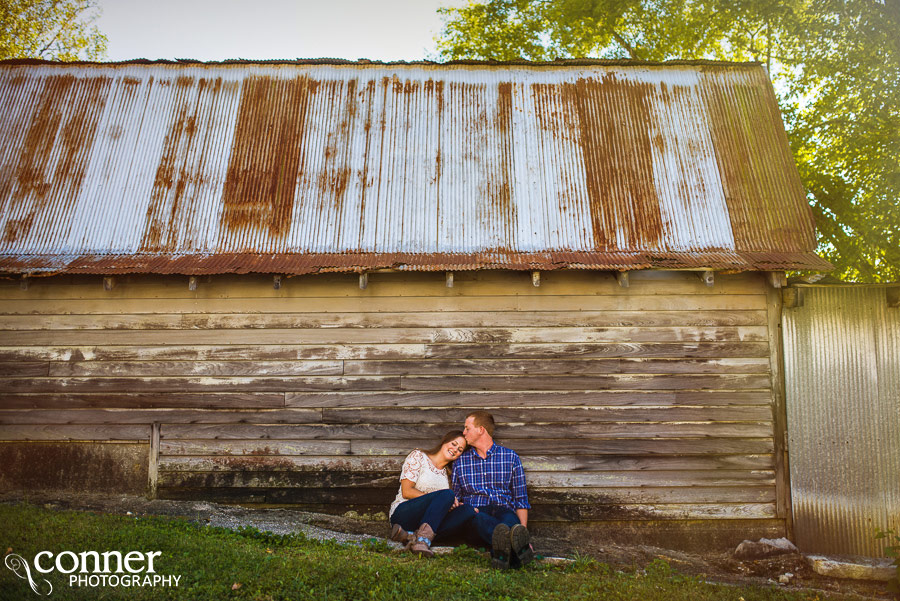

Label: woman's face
[440,436,467,462]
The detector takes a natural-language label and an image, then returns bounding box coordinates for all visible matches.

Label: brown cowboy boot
[389,523,413,546]
[409,523,436,558]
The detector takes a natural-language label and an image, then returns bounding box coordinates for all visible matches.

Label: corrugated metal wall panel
[0,62,828,273]
[783,286,900,556]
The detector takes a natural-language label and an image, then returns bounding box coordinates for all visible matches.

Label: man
[451,410,534,569]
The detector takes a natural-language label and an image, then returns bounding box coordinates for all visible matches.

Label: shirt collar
[473,442,495,460]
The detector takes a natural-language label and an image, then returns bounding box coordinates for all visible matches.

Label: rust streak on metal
[495,82,516,240]
[5,75,107,244]
[318,79,357,220]
[572,75,663,251]
[220,76,311,241]
[357,78,376,246]
[701,71,815,253]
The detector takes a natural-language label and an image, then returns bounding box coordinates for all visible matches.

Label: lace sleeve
[400,450,423,483]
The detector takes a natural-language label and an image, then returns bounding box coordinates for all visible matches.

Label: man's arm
[515,508,528,527]
[509,453,531,523]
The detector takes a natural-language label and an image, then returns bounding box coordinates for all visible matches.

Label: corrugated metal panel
[0,61,830,274]
[783,286,900,556]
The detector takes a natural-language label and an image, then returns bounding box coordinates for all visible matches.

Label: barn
[0,59,830,549]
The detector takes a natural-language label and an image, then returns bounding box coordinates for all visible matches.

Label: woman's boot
[389,523,413,546]
[409,523,435,558]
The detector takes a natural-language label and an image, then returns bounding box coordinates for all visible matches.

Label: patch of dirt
[1,490,893,600]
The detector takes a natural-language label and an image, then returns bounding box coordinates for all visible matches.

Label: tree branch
[611,31,639,59]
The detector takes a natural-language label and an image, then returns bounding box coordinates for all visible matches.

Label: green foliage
[436,0,900,282]
[0,0,107,61]
[875,528,900,594]
[0,502,855,600]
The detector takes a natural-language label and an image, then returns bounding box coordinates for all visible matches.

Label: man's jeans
[470,504,521,548]
[390,489,476,543]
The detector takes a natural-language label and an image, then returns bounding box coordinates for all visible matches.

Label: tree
[437,0,900,282]
[1,0,107,61]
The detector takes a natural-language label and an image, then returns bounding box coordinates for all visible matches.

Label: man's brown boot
[409,523,435,558]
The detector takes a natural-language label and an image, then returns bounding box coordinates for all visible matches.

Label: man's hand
[451,497,461,509]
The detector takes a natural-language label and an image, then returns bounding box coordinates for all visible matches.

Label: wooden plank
[767,283,793,531]
[49,360,343,377]
[154,488,775,520]
[158,470,398,489]
[0,374,772,394]
[158,487,270,504]
[0,424,150,441]
[153,478,773,504]
[530,486,776,504]
[399,374,772,391]
[0,407,772,426]
[0,362,47,376]
[424,342,771,359]
[158,486,388,505]
[0,345,427,362]
[0,409,322,425]
[532,503,776,521]
[0,376,401,393]
[286,390,774,408]
[0,342,770,362]
[0,325,770,346]
[521,454,773,471]
[155,469,773,490]
[349,438,775,455]
[0,270,767,300]
[344,358,771,376]
[525,470,775,488]
[323,406,774,424]
[159,455,405,472]
[158,453,773,473]
[148,423,160,499]
[0,393,285,409]
[159,422,772,441]
[0,310,770,330]
[0,293,768,315]
[159,439,352,456]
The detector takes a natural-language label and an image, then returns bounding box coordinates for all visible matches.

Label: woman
[388,430,476,557]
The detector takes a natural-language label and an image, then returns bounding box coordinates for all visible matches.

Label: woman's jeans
[389,489,476,543]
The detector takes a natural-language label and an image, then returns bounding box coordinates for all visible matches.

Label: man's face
[463,416,482,445]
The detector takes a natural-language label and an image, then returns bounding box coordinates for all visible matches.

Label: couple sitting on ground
[387,410,533,570]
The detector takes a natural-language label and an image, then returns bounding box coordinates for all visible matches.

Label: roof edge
[0,57,765,69]
[0,251,833,277]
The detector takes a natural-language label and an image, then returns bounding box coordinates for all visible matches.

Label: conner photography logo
[4,548,181,596]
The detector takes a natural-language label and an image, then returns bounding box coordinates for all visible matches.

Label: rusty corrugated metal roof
[0,61,831,275]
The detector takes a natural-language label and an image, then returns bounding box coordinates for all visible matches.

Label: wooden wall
[0,269,786,541]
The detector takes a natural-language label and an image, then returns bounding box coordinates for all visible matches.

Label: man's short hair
[466,411,495,437]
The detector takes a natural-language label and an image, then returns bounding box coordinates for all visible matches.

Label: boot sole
[510,524,534,567]
[491,524,511,570]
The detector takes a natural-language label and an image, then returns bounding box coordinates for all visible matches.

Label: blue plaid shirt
[451,443,531,510]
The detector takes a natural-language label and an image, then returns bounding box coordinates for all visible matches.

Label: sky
[96,0,467,62]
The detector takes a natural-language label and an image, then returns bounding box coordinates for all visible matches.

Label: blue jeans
[390,489,477,543]
[470,504,521,548]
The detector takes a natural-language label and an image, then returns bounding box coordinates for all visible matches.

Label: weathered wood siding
[0,270,781,528]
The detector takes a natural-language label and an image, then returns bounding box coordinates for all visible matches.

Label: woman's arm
[400,479,425,500]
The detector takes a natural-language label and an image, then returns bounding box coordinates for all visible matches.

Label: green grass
[0,502,852,601]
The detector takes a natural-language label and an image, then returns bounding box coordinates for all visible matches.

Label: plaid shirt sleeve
[451,459,462,498]
[510,452,531,510]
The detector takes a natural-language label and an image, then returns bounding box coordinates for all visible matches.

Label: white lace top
[388,449,450,518]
